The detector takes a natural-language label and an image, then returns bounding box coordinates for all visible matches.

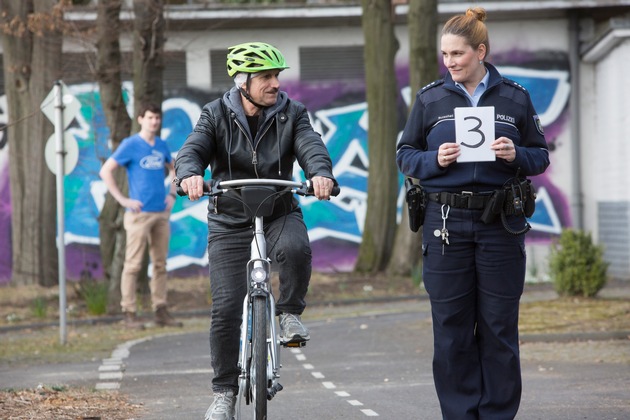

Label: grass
[0,318,209,366]
[1,275,629,366]
[75,280,109,315]
[519,296,630,335]
[31,297,48,319]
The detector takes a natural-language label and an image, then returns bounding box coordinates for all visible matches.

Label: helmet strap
[238,73,266,109]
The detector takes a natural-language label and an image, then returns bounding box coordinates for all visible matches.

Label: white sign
[45,133,79,175]
[40,81,81,129]
[455,106,496,163]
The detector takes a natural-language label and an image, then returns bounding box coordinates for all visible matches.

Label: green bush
[548,228,608,297]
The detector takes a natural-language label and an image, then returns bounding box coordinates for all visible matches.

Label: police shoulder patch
[533,114,544,135]
[502,77,528,93]
[420,79,444,93]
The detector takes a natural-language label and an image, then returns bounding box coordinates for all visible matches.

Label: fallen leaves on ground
[0,385,144,420]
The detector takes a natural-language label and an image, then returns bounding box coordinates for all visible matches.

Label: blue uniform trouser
[422,200,527,420]
[206,208,312,393]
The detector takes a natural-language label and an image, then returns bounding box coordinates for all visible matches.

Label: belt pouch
[480,190,505,224]
[405,178,426,232]
[523,180,536,217]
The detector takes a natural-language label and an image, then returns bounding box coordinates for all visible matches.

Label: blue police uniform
[397,63,550,419]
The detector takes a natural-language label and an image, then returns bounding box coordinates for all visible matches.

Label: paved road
[2,296,629,419]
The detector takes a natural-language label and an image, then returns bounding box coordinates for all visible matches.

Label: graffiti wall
[0,50,572,284]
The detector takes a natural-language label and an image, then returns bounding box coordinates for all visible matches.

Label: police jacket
[175,87,336,227]
[396,63,549,194]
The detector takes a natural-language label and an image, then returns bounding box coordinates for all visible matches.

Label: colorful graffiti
[0,53,571,284]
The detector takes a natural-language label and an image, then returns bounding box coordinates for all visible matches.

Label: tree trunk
[0,0,62,286]
[132,0,165,299]
[132,0,165,128]
[387,0,439,276]
[95,0,132,313]
[354,0,399,273]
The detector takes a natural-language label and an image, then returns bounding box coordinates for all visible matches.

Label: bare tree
[95,0,165,312]
[387,0,439,276]
[0,0,63,286]
[132,0,164,127]
[95,0,132,312]
[354,0,399,273]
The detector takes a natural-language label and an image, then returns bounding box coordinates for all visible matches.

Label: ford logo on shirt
[140,151,165,170]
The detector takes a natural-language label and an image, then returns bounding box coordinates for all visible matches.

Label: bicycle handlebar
[176,178,340,198]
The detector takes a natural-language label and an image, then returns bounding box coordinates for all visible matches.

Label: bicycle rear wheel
[252,295,268,419]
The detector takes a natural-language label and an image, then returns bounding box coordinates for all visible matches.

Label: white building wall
[591,40,630,202]
[168,27,367,89]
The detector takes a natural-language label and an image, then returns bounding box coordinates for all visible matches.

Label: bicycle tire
[252,295,268,419]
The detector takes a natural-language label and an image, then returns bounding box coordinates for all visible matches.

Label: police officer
[397,7,549,419]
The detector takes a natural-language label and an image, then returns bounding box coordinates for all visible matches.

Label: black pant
[422,201,527,419]
[206,209,312,393]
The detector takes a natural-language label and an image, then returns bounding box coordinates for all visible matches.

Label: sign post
[41,81,80,345]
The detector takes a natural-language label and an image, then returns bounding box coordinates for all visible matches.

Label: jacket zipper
[233,118,260,177]
[235,116,276,178]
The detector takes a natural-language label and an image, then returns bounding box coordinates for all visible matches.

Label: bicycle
[188,178,339,420]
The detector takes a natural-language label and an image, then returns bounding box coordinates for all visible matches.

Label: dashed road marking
[290,348,379,417]
[95,336,152,391]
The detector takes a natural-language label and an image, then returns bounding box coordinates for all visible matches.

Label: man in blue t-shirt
[100,103,182,329]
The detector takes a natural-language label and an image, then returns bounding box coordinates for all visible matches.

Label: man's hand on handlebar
[179,175,205,201]
[312,176,335,201]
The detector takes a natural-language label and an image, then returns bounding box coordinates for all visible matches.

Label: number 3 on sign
[455,106,496,163]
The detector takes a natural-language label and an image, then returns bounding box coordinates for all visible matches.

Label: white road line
[99,372,123,380]
[95,336,153,391]
[95,382,120,390]
[98,364,121,372]
[361,409,379,416]
[294,348,380,417]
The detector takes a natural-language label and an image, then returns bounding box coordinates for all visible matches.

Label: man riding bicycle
[174,41,337,420]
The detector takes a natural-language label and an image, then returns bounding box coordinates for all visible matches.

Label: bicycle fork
[236,216,283,417]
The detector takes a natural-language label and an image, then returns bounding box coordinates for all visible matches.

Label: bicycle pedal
[282,340,306,348]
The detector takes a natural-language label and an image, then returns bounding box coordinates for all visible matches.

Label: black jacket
[396,63,549,193]
[175,87,336,226]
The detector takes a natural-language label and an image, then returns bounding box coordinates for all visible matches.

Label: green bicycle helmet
[226,42,289,77]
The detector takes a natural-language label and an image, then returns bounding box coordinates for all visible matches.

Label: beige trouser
[121,210,170,313]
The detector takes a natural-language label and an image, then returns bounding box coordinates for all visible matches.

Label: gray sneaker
[279,313,310,343]
[205,391,235,420]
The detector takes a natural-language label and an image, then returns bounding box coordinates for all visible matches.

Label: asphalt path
[2,299,629,419]
[103,300,630,419]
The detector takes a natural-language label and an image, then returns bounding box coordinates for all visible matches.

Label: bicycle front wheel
[252,295,268,419]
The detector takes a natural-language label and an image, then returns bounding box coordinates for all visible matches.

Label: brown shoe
[155,305,183,327]
[123,311,145,330]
